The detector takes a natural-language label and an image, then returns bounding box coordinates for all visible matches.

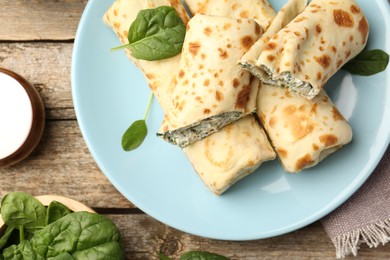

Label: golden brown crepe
[240,0,308,67]
[181,80,275,195]
[104,0,275,195]
[103,0,190,112]
[184,115,275,194]
[158,14,263,148]
[183,0,276,30]
[240,0,352,172]
[258,84,352,172]
[242,0,369,100]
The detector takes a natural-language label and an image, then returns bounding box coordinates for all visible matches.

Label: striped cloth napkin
[321,146,390,258]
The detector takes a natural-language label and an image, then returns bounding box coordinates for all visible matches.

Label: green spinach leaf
[158,252,173,260]
[71,241,123,259]
[112,6,186,60]
[1,192,46,231]
[0,227,17,251]
[46,201,72,225]
[30,212,124,259]
[0,193,124,259]
[180,251,230,260]
[343,49,389,76]
[122,120,148,151]
[3,240,39,260]
[122,92,153,152]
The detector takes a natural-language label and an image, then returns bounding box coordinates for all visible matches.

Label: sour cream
[0,69,45,167]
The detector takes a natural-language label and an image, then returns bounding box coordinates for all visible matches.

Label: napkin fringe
[332,218,390,258]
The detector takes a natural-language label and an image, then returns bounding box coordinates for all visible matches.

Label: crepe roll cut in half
[240,0,308,68]
[105,2,276,195]
[158,79,276,195]
[103,0,190,112]
[180,81,275,195]
[246,0,369,100]
[257,84,352,173]
[183,0,276,31]
[158,14,263,148]
[184,115,275,195]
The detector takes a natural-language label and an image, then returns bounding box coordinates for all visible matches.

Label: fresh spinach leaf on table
[180,251,229,260]
[158,250,230,260]
[0,226,17,251]
[30,212,124,259]
[0,192,125,259]
[1,192,46,232]
[46,201,72,225]
[2,240,37,260]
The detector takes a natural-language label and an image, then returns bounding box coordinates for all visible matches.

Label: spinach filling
[157,111,243,148]
[240,62,317,99]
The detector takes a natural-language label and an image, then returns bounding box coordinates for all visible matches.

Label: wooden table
[0,1,389,259]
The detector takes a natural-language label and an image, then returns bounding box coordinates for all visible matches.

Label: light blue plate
[72,0,390,240]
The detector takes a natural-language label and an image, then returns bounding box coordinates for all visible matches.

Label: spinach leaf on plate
[343,49,389,76]
[122,119,148,151]
[121,92,153,152]
[112,6,186,61]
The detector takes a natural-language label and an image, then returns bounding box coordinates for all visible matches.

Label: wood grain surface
[0,1,389,259]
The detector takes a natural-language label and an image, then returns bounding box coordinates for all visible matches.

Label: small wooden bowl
[0,195,95,228]
[34,195,95,213]
[0,68,45,168]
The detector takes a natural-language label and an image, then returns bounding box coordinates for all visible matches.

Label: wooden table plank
[0,42,75,120]
[0,0,86,40]
[108,214,390,260]
[0,120,133,208]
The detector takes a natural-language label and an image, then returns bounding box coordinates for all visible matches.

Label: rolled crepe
[158,14,263,148]
[258,84,352,172]
[104,0,275,194]
[103,0,190,112]
[174,78,275,195]
[240,0,308,67]
[242,0,352,172]
[183,0,276,30]
[242,0,369,100]
[184,115,275,194]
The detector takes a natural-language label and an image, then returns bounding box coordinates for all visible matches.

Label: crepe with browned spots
[104,0,275,195]
[103,0,190,112]
[258,84,352,172]
[183,0,276,31]
[158,14,263,147]
[241,0,352,172]
[240,0,308,68]
[241,0,368,100]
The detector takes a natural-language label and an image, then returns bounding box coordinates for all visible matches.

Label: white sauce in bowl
[0,71,33,159]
